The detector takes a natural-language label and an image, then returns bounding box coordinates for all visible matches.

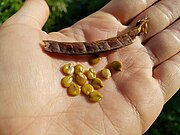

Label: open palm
[0,0,179,134]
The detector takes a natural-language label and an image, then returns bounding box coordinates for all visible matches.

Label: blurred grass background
[0,0,179,134]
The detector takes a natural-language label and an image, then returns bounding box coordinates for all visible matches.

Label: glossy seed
[91,78,104,89]
[74,64,84,74]
[89,91,103,102]
[82,84,94,95]
[86,68,96,80]
[61,76,73,88]
[89,56,101,65]
[75,72,87,86]
[101,68,111,79]
[67,83,81,96]
[63,63,74,75]
[111,61,123,71]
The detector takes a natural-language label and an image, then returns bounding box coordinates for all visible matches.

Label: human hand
[0,0,179,134]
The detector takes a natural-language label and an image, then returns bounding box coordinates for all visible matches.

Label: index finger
[101,0,158,24]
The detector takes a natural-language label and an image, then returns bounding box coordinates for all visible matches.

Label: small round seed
[111,61,123,71]
[101,68,111,79]
[89,56,101,65]
[89,91,103,102]
[74,64,84,74]
[63,63,74,75]
[75,72,87,86]
[67,83,81,96]
[61,76,73,88]
[86,68,96,80]
[82,84,94,95]
[91,78,104,89]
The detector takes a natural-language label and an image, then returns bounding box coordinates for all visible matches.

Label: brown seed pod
[101,68,111,79]
[82,84,94,95]
[91,78,104,89]
[43,17,149,55]
[67,83,81,96]
[61,76,73,88]
[63,63,74,75]
[89,91,103,102]
[74,64,84,74]
[111,61,123,71]
[86,68,96,80]
[75,72,87,86]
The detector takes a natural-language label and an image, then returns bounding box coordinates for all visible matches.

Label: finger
[145,19,180,66]
[132,0,180,42]
[50,0,157,42]
[153,52,180,103]
[3,0,49,29]
[101,0,158,24]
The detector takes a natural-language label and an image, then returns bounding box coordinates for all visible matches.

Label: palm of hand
[0,0,179,135]
[0,15,162,135]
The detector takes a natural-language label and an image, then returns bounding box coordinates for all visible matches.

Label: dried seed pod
[86,68,96,80]
[82,84,94,95]
[75,72,87,86]
[63,63,74,75]
[89,91,103,102]
[74,64,84,74]
[91,78,104,89]
[101,68,111,79]
[67,83,81,96]
[111,61,123,71]
[89,56,101,65]
[61,76,73,88]
[44,17,149,55]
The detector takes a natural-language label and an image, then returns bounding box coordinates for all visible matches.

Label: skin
[0,0,179,134]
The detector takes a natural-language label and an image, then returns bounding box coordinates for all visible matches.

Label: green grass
[0,0,179,134]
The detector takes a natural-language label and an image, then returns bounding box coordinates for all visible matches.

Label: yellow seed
[82,84,94,95]
[67,83,81,96]
[111,61,123,71]
[86,68,96,80]
[89,91,103,102]
[74,64,84,74]
[91,78,104,89]
[101,68,111,79]
[89,56,101,65]
[63,63,74,75]
[61,76,73,88]
[75,72,87,86]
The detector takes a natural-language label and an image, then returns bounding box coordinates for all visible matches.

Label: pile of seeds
[61,60,123,103]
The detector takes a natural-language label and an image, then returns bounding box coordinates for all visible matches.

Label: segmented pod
[43,17,149,55]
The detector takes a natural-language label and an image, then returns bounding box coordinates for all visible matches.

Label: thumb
[3,0,49,29]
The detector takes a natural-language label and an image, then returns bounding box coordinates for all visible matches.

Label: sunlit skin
[0,0,179,134]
